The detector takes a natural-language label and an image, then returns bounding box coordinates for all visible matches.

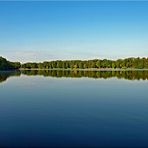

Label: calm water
[0,70,148,148]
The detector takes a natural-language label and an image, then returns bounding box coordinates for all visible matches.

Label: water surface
[0,70,148,147]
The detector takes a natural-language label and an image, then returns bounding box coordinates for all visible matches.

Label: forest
[0,57,21,70]
[0,56,148,70]
[22,57,148,69]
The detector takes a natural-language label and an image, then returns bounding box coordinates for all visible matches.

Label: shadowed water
[0,70,148,147]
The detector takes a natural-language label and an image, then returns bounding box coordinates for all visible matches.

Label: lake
[0,70,148,147]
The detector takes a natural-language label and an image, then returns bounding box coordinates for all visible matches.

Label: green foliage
[21,57,148,70]
[1,56,148,70]
[96,60,101,68]
[0,57,21,70]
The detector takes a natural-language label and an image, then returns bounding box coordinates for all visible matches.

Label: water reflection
[22,70,148,80]
[0,69,148,148]
[0,70,148,83]
[0,71,21,83]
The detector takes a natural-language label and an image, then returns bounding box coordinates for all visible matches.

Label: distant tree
[96,60,101,68]
[0,57,20,70]
[1,56,148,71]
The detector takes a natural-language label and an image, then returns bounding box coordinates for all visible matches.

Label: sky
[0,1,148,62]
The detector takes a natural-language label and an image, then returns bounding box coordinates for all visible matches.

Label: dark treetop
[0,57,21,70]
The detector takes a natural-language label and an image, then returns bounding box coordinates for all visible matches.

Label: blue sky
[0,1,148,62]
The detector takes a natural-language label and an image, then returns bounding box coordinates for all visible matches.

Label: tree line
[22,57,148,69]
[0,57,21,70]
[0,56,148,70]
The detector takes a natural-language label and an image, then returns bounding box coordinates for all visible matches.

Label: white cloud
[0,51,56,63]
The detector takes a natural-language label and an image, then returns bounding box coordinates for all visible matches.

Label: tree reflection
[0,70,148,83]
[21,70,148,80]
[0,71,21,83]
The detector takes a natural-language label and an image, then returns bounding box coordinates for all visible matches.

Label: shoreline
[19,68,148,71]
[1,68,148,72]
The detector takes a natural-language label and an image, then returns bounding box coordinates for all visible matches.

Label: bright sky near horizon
[0,1,148,62]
